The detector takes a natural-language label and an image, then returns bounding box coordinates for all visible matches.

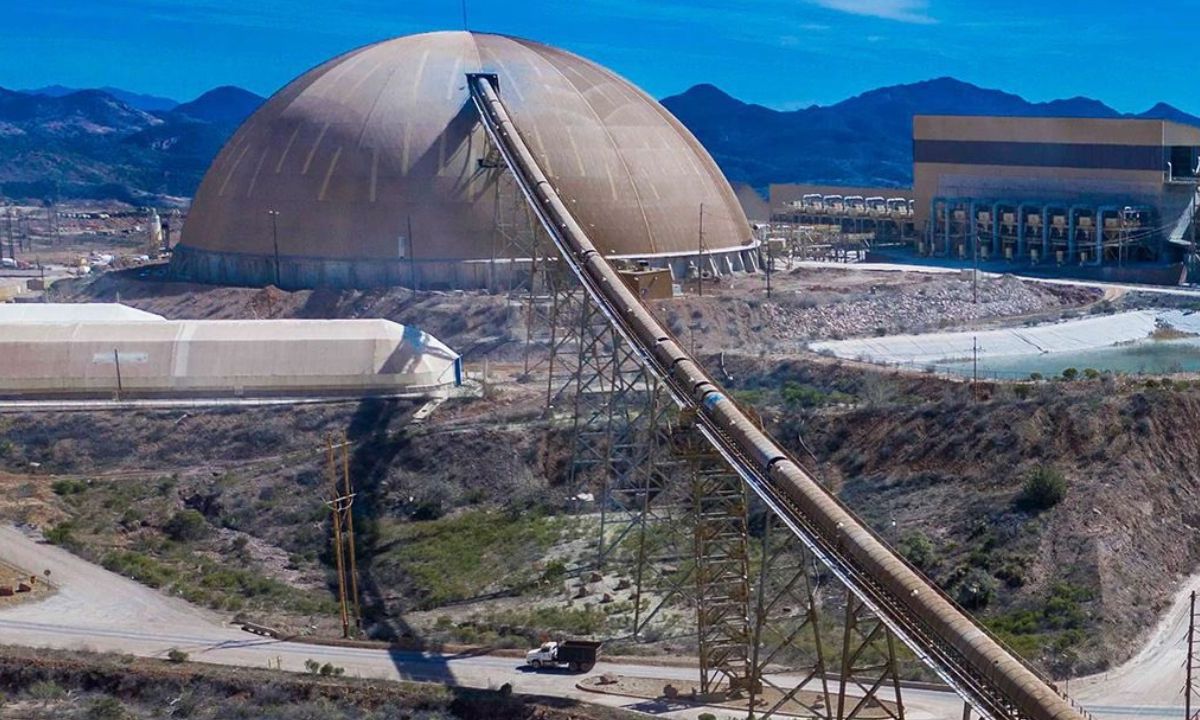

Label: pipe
[468,72,1087,720]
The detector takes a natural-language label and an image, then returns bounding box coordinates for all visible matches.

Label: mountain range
[1,76,1198,204]
[659,77,1200,191]
[0,85,264,205]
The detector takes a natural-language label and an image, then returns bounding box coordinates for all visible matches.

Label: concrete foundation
[169,242,761,291]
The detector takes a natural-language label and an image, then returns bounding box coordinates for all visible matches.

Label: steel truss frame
[481,92,905,719]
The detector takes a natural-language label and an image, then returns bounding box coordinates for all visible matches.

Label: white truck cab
[525,641,558,668]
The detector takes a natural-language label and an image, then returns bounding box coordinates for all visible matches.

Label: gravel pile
[767,276,1072,341]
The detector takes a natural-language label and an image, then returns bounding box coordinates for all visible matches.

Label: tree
[1061,367,1079,381]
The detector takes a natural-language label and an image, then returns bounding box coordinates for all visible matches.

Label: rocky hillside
[0,85,263,204]
[723,356,1200,675]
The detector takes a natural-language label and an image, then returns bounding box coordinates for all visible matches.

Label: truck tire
[580,662,595,673]
[530,660,542,669]
[569,662,580,672]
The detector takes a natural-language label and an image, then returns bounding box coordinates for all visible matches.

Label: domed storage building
[172,31,755,290]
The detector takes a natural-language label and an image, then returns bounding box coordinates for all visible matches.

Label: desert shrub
[51,478,88,496]
[1016,466,1067,511]
[43,521,77,547]
[1061,367,1078,381]
[954,568,996,610]
[86,697,129,720]
[319,662,344,677]
[1029,372,1043,381]
[897,532,936,572]
[1083,368,1101,380]
[305,659,321,674]
[164,509,209,542]
[167,648,189,663]
[25,680,66,701]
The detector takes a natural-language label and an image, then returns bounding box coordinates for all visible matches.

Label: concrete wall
[170,241,760,291]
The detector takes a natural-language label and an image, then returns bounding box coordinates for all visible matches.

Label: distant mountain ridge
[1,76,1198,203]
[21,85,179,112]
[0,85,265,204]
[661,77,1200,191]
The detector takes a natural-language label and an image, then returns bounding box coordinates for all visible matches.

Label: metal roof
[179,31,750,268]
[0,303,165,323]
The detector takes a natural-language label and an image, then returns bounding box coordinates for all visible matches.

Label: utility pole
[1187,590,1199,720]
[407,215,417,291]
[697,202,705,297]
[972,336,979,401]
[973,227,979,305]
[113,349,123,402]
[267,207,280,286]
[765,243,773,299]
[325,433,362,638]
[5,206,13,262]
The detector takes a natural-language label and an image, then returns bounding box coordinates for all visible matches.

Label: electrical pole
[1188,590,1198,720]
[972,336,979,401]
[973,227,979,305]
[266,210,281,287]
[408,215,417,291]
[765,243,773,299]
[324,433,362,638]
[697,202,705,297]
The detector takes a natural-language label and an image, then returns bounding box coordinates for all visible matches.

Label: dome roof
[179,31,749,274]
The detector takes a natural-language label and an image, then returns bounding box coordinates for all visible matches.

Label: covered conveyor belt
[466,73,1089,720]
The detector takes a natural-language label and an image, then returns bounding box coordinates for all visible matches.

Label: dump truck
[524,639,601,672]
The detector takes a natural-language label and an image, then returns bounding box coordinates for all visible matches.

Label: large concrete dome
[172,31,754,289]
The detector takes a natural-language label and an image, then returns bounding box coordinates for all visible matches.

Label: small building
[618,266,674,301]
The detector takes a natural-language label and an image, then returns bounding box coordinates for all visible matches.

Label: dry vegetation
[8,265,1197,680]
[0,645,636,720]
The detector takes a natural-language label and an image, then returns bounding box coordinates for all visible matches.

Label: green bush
[51,478,88,496]
[25,680,66,701]
[1083,368,1101,380]
[86,697,129,720]
[167,648,189,663]
[164,509,209,542]
[1029,372,1044,382]
[1016,466,1067,511]
[954,568,996,610]
[897,532,936,572]
[43,521,76,547]
[1061,367,1078,381]
[305,659,321,674]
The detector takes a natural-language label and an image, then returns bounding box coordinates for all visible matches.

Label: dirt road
[0,526,966,719]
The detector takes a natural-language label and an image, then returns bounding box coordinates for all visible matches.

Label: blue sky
[3,0,1198,112]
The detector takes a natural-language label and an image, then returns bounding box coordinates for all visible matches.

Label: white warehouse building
[0,304,461,400]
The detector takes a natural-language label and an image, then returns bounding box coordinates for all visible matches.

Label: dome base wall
[169,242,760,291]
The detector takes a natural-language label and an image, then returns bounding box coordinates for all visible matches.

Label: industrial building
[915,115,1200,274]
[172,31,755,291]
[0,305,461,400]
[767,115,1200,282]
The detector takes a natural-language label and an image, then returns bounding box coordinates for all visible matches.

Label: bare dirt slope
[55,265,525,360]
[723,354,1200,675]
